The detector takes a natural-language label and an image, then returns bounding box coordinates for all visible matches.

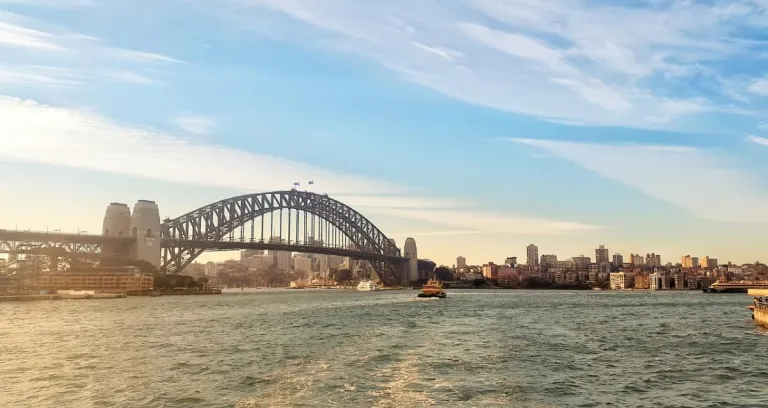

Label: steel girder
[0,231,133,259]
[0,238,101,255]
[161,190,404,284]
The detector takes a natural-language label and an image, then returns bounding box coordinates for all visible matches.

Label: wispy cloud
[747,134,768,146]
[0,96,601,234]
[0,0,95,6]
[170,114,216,136]
[509,138,768,223]
[748,78,768,95]
[0,10,182,89]
[0,65,85,87]
[221,0,768,129]
[99,70,159,85]
[0,21,63,50]
[111,49,185,64]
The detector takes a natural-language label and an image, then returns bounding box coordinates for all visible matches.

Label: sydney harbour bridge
[0,190,429,286]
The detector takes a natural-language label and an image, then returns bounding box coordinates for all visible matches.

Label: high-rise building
[526,244,539,270]
[541,254,558,267]
[612,253,624,267]
[645,253,661,267]
[504,257,517,267]
[595,245,609,264]
[706,258,719,269]
[681,255,693,268]
[293,254,313,273]
[572,256,591,270]
[456,256,467,271]
[691,257,700,268]
[630,254,644,266]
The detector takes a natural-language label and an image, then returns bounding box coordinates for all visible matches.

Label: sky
[1,0,768,266]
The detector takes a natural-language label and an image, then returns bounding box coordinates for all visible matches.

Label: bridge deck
[165,239,407,262]
[0,230,132,244]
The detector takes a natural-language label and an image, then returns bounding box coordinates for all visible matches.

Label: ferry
[356,280,381,291]
[703,281,768,293]
[748,296,768,328]
[417,279,447,298]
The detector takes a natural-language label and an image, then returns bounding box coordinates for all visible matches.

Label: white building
[650,270,670,290]
[610,272,633,289]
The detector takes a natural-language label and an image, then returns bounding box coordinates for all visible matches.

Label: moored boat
[357,280,381,291]
[418,279,446,298]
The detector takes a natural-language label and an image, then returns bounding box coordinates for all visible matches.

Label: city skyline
[2,1,768,266]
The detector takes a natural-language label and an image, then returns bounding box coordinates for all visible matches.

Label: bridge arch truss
[160,190,403,285]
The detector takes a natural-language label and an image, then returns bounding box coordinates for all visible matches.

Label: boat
[703,281,768,293]
[356,280,381,291]
[749,296,768,328]
[418,278,447,298]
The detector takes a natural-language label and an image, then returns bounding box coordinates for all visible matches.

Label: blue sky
[1,0,768,266]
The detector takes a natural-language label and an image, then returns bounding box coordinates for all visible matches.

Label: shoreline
[0,293,127,302]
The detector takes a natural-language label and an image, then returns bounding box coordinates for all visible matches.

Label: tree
[433,266,454,281]
[334,268,353,282]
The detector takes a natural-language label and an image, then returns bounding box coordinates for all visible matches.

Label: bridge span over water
[0,190,427,286]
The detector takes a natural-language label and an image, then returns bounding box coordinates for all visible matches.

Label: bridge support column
[130,200,162,268]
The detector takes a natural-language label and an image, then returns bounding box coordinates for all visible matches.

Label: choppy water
[1,290,767,407]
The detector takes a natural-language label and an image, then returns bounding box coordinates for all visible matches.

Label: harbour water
[1,290,767,407]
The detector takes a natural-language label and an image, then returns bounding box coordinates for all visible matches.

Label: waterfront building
[610,272,633,290]
[588,263,600,282]
[526,245,539,270]
[497,267,519,287]
[634,273,650,289]
[674,273,685,289]
[650,270,662,290]
[1,266,154,294]
[596,245,609,265]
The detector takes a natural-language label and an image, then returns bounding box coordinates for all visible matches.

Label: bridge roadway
[169,239,406,262]
[0,229,406,262]
[0,229,132,255]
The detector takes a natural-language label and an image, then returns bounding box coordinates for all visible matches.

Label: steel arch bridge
[160,190,405,285]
